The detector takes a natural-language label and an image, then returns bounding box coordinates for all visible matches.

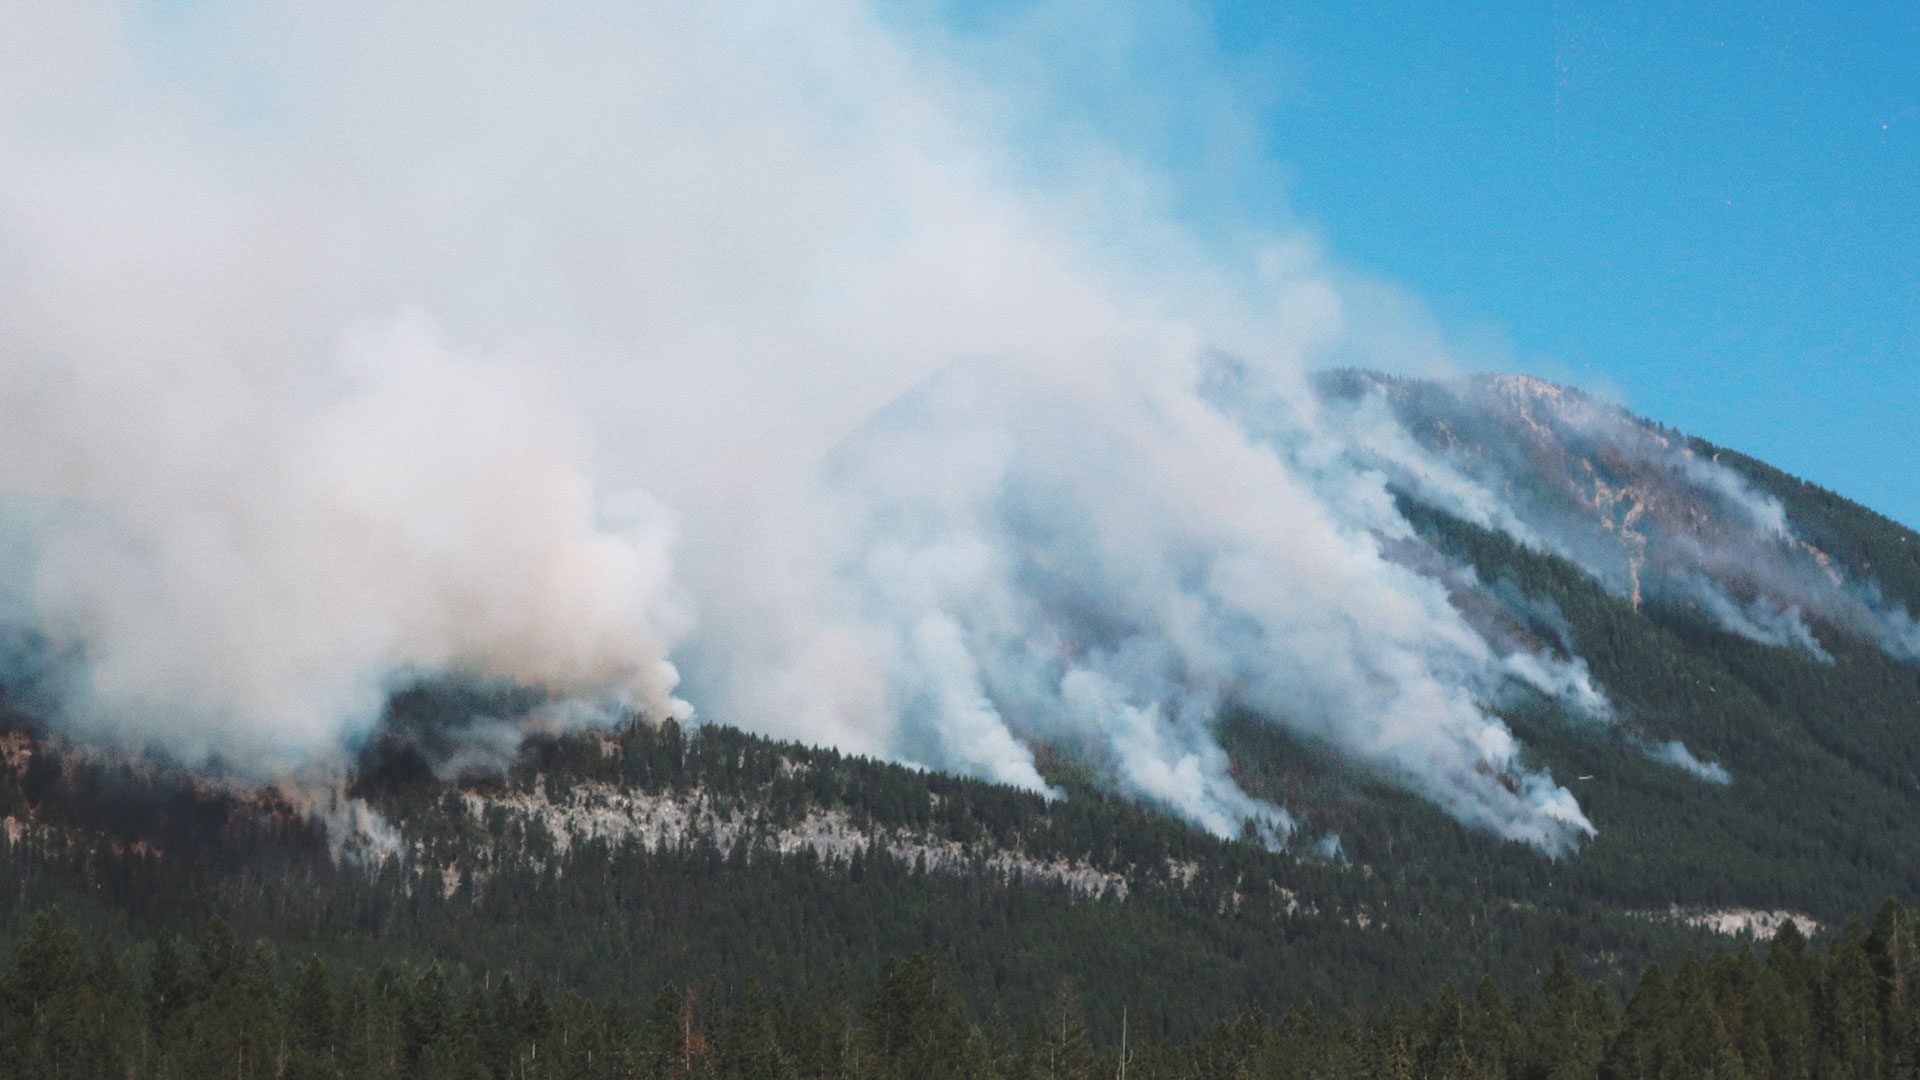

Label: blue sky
[915,0,1919,525]
[1219,2,1920,525]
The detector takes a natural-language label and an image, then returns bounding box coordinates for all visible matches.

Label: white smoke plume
[3,316,688,766]
[733,351,1607,851]
[1323,372,1920,668]
[1642,739,1732,787]
[0,0,1693,851]
[1669,571,1832,662]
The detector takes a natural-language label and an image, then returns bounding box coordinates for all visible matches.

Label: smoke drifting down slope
[779,355,1618,851]
[2,1,1909,853]
[1314,371,1920,665]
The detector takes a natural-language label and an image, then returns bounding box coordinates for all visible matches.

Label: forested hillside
[4,892,1917,1078]
[0,710,1719,1044]
[7,371,1920,1076]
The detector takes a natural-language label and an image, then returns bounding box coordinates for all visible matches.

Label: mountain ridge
[4,366,1920,1041]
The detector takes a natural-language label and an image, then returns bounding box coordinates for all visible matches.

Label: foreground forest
[8,375,1920,1076]
[0,710,1721,1045]
[3,896,1915,1079]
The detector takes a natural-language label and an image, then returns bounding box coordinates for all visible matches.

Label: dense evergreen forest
[10,454,1920,1055]
[8,376,1920,1076]
[0,709,1717,1045]
[4,895,1918,1078]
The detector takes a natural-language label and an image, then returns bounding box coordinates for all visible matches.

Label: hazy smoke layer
[0,318,688,765]
[1321,373,1920,666]
[0,1,1774,849]
[725,352,1615,851]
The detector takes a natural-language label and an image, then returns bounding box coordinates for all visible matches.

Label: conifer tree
[288,957,338,1080]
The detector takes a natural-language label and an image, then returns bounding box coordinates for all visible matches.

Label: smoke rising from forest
[8,1,1903,851]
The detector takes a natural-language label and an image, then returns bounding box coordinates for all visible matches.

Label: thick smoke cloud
[1,317,688,766]
[733,352,1613,851]
[0,0,1761,851]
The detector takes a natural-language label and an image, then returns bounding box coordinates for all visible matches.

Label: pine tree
[642,983,689,1075]
[1746,966,1813,1080]
[865,952,993,1080]
[1871,899,1920,1075]
[1820,940,1883,1079]
[402,965,457,1079]
[0,908,95,1079]
[1470,974,1518,1077]
[288,956,338,1080]
[145,931,195,1048]
[1530,950,1602,1078]
[88,940,139,1077]
[1423,980,1481,1080]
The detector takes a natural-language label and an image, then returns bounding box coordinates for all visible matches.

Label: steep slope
[2,701,1725,1040]
[1256,369,1920,918]
[4,368,1920,1037]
